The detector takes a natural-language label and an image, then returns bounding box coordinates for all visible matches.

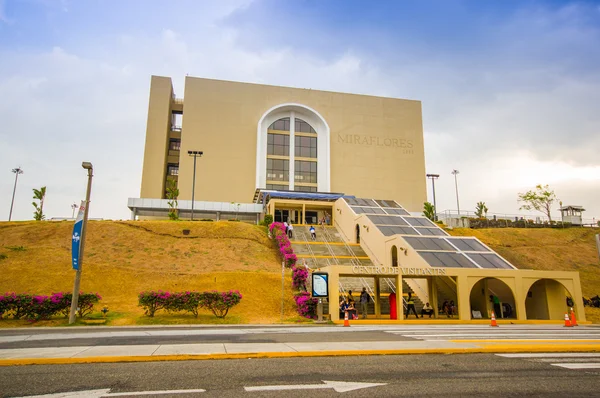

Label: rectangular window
[266,184,289,190]
[294,160,317,183]
[267,159,289,182]
[267,133,290,156]
[295,136,317,158]
[294,185,317,192]
[169,139,181,151]
[167,163,179,176]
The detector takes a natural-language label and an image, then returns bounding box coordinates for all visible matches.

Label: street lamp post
[69,162,93,324]
[187,150,203,221]
[451,169,460,217]
[426,174,440,221]
[8,167,24,221]
[71,203,78,219]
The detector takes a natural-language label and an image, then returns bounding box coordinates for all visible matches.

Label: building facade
[139,75,426,212]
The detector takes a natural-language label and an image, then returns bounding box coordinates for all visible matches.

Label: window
[294,160,317,183]
[267,133,290,156]
[266,184,289,190]
[294,185,317,192]
[269,118,290,131]
[169,139,181,151]
[295,118,316,134]
[167,163,179,176]
[267,159,289,182]
[295,136,317,158]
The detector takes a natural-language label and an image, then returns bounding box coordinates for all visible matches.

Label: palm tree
[32,186,47,221]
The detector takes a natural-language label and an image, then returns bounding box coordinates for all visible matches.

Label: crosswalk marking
[495,353,600,371]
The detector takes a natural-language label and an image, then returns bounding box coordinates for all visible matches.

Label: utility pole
[187,151,203,221]
[9,167,24,221]
[426,174,440,221]
[69,162,93,324]
[451,169,460,217]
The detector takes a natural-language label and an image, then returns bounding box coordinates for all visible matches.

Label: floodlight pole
[8,167,24,221]
[426,174,440,221]
[69,162,93,324]
[452,169,460,217]
[188,151,203,221]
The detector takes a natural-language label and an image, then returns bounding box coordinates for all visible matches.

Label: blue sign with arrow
[72,201,85,270]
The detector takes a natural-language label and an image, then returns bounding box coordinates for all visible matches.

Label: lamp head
[188,150,204,156]
[426,173,440,178]
[82,162,93,170]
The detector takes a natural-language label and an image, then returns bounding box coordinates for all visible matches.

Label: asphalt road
[2,354,600,397]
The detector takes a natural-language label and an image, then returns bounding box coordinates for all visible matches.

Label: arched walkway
[525,278,572,320]
[469,277,517,319]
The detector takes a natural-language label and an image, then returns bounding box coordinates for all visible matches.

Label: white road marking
[244,380,387,393]
[497,353,600,358]
[11,388,206,397]
[551,363,600,369]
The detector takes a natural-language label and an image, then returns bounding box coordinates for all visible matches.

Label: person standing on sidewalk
[359,287,370,319]
[406,293,419,318]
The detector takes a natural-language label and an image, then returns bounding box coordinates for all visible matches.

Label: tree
[475,201,488,218]
[32,186,46,221]
[518,184,558,222]
[423,202,435,221]
[165,178,179,220]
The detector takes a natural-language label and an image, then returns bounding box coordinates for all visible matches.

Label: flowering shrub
[292,266,309,290]
[138,290,242,318]
[268,222,317,318]
[199,290,243,318]
[138,291,171,317]
[294,292,319,319]
[0,292,101,320]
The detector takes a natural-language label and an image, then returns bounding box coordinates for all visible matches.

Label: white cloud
[0,1,599,222]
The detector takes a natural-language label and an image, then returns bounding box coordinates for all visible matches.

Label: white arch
[256,103,331,192]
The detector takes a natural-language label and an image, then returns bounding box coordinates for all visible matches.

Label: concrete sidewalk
[2,324,600,366]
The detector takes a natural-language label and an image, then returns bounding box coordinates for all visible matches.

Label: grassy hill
[0,221,299,326]
[1,221,599,325]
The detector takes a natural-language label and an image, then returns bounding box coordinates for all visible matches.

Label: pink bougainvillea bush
[138,290,242,318]
[294,291,319,319]
[0,292,101,320]
[268,222,317,318]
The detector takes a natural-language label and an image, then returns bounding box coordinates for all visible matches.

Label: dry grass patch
[0,221,299,326]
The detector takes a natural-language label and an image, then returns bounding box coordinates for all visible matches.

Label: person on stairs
[405,292,419,318]
[309,225,316,241]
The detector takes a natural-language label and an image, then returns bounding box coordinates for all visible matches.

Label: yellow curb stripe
[3,345,600,366]
[332,320,567,325]
[453,339,600,343]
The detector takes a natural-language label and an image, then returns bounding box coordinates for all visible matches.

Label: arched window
[391,246,398,267]
[256,104,330,192]
[265,115,318,192]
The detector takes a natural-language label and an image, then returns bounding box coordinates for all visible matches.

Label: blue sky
[1,0,599,222]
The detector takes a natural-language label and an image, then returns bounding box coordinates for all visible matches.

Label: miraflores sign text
[352,266,447,276]
[337,134,414,153]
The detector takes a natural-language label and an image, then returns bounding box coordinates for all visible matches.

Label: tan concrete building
[138,75,426,214]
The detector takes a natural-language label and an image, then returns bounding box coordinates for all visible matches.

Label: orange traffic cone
[564,312,572,327]
[343,311,350,327]
[490,311,499,327]
[570,307,578,327]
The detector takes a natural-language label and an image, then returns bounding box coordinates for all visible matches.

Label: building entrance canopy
[320,265,585,323]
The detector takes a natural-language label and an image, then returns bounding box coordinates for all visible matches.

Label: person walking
[359,287,370,319]
[309,225,316,240]
[287,222,294,239]
[405,292,419,318]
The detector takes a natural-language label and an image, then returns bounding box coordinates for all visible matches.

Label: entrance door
[305,211,318,224]
[274,210,290,223]
[356,224,360,244]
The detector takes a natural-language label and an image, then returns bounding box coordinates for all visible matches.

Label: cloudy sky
[0,0,599,222]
